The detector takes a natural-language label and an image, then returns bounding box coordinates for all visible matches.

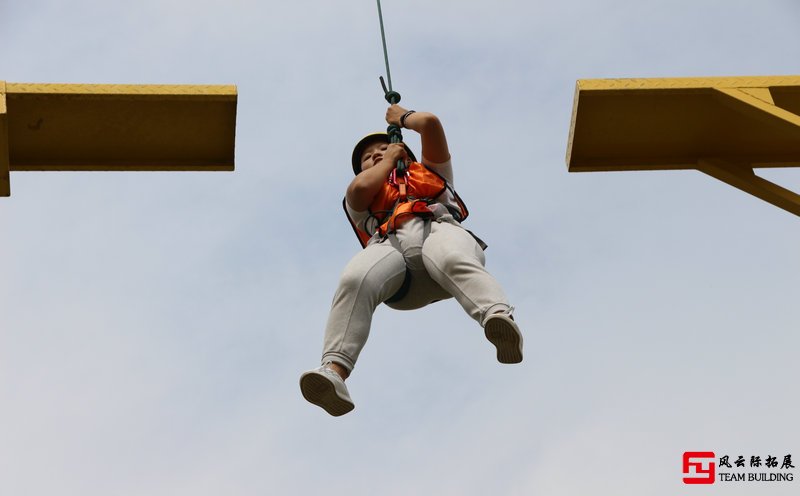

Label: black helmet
[351,132,417,175]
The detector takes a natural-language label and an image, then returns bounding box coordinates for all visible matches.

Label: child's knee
[423,234,485,274]
[338,263,376,294]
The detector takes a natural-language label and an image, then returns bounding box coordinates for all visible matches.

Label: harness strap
[381,218,433,304]
[384,267,411,303]
[383,233,409,303]
[397,175,407,200]
[381,200,433,237]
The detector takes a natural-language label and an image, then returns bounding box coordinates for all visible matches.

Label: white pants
[321,215,511,372]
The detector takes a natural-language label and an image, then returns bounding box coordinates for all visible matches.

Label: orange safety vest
[344,161,469,248]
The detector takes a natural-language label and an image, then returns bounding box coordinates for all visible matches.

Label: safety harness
[343,161,469,248]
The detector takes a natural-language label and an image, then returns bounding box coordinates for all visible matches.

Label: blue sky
[2,1,799,494]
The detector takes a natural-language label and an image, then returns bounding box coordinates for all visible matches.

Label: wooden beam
[698,159,800,217]
[567,76,800,173]
[567,75,800,217]
[713,87,800,132]
[1,81,9,197]
[5,83,237,173]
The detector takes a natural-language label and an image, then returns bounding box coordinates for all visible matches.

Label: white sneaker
[299,364,355,416]
[483,310,523,364]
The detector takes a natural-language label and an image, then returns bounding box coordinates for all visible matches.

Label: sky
[1,1,799,494]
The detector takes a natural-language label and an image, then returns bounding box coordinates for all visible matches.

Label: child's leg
[421,220,511,325]
[321,242,407,373]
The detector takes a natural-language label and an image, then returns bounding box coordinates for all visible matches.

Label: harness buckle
[392,169,408,202]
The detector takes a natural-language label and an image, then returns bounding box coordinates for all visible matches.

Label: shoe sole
[484,314,523,364]
[299,373,355,417]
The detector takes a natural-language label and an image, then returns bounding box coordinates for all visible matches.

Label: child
[300,104,522,416]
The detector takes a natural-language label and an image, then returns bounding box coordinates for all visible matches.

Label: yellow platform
[1,81,237,196]
[567,76,800,216]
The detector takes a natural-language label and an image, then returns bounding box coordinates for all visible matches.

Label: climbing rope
[376,0,406,176]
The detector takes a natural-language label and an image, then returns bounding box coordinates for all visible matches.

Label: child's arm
[386,105,450,165]
[346,142,408,212]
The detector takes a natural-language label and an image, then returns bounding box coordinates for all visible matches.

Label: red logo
[683,452,716,484]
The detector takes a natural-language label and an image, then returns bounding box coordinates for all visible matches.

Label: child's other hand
[385,104,408,126]
[384,142,408,163]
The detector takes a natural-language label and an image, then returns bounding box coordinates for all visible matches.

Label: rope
[376,0,394,95]
[375,0,406,174]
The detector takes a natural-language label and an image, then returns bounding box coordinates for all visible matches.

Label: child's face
[359,141,388,172]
